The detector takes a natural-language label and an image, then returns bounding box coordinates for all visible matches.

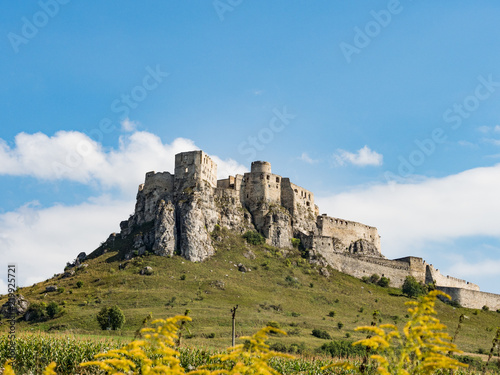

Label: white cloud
[317,163,500,257]
[0,131,247,196]
[495,125,500,133]
[334,145,383,167]
[457,140,478,148]
[121,118,139,132]
[299,152,318,164]
[0,196,134,295]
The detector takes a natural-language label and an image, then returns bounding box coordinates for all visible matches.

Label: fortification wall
[437,287,500,310]
[316,250,411,287]
[317,215,381,253]
[394,257,426,283]
[425,264,479,291]
[143,171,174,195]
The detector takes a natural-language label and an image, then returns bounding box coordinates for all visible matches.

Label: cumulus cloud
[121,118,139,132]
[334,145,383,167]
[0,131,247,196]
[0,196,134,294]
[316,163,500,292]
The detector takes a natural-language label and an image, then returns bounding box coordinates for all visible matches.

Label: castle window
[308,194,311,199]
[306,201,310,207]
[260,174,264,180]
[294,189,298,193]
[276,177,279,183]
[266,175,270,180]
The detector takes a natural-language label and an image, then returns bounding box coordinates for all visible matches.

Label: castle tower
[174,150,218,189]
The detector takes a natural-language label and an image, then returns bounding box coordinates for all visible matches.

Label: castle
[114,150,500,310]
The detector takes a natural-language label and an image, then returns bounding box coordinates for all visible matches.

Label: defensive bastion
[113,150,500,310]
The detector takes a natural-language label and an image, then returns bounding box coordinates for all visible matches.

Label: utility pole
[231,305,238,347]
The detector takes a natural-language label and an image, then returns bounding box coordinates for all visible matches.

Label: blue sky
[1,1,500,294]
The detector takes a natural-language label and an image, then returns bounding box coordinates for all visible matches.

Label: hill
[1,228,499,356]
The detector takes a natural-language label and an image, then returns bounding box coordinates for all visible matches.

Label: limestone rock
[349,239,380,257]
[237,263,247,272]
[320,267,330,278]
[0,294,30,318]
[140,266,153,275]
[153,200,176,256]
[45,286,58,292]
[62,269,75,278]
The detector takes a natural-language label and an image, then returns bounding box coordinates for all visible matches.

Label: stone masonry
[112,150,500,310]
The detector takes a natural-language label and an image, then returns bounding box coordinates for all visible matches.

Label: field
[1,229,500,373]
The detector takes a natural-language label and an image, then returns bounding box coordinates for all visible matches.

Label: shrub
[369,274,380,284]
[206,332,215,338]
[96,305,126,330]
[291,238,301,248]
[46,302,60,319]
[76,281,84,288]
[242,230,265,245]
[319,339,366,358]
[25,302,46,321]
[401,275,427,298]
[266,321,280,329]
[180,274,186,280]
[377,276,390,287]
[312,328,331,340]
[482,305,490,311]
[337,322,344,330]
[328,310,336,317]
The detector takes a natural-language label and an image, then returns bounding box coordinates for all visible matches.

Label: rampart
[317,215,381,253]
[425,263,479,291]
[437,287,500,310]
[314,250,412,287]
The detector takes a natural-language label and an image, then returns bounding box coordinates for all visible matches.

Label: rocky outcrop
[153,200,176,256]
[1,294,30,318]
[349,239,381,257]
[262,205,293,248]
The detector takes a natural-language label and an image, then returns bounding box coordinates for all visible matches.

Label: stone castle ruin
[114,150,500,310]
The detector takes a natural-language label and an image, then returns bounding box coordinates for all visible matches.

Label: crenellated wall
[317,215,381,253]
[437,287,500,310]
[425,263,480,291]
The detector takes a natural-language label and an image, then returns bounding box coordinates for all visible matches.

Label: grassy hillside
[1,228,499,356]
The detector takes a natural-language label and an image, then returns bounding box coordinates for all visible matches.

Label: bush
[25,302,46,321]
[369,274,380,284]
[291,238,301,248]
[482,305,490,311]
[377,276,390,287]
[266,321,280,329]
[46,302,60,319]
[319,340,367,358]
[312,328,331,340]
[242,231,265,245]
[328,310,336,317]
[96,305,126,330]
[337,322,344,330]
[401,276,427,298]
[76,281,84,288]
[180,274,186,280]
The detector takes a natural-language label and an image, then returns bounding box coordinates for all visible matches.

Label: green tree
[46,302,60,319]
[242,230,265,245]
[402,276,427,298]
[97,305,126,330]
[377,276,390,288]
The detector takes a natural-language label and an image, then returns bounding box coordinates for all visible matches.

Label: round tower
[251,161,271,174]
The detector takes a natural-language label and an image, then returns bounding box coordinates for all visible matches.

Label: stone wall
[317,215,381,253]
[314,250,411,287]
[425,263,479,291]
[437,287,500,310]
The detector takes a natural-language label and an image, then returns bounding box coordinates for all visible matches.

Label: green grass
[1,228,500,358]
